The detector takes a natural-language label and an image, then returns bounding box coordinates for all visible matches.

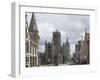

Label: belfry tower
[52,30,61,66]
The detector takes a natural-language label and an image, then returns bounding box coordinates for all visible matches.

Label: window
[26,40,29,53]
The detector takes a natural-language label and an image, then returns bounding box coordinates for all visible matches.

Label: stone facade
[25,13,40,67]
[73,40,82,64]
[73,30,90,64]
[44,30,71,66]
[61,38,71,63]
[80,32,89,64]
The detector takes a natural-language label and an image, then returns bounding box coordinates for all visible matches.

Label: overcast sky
[26,12,90,56]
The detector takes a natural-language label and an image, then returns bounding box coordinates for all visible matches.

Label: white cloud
[38,45,45,53]
[37,22,55,43]
[26,12,89,55]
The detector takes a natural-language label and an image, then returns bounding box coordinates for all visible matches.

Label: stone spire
[45,39,47,44]
[67,37,69,43]
[25,14,28,27]
[29,13,38,32]
[81,36,83,41]
[85,27,87,34]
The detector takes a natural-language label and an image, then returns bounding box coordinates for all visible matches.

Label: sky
[26,12,90,56]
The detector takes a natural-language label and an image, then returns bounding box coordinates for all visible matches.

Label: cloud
[37,22,56,43]
[38,45,45,53]
[26,13,89,55]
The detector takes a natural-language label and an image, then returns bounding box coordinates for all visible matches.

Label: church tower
[52,30,61,66]
[25,13,40,67]
[53,30,61,47]
[66,37,71,62]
